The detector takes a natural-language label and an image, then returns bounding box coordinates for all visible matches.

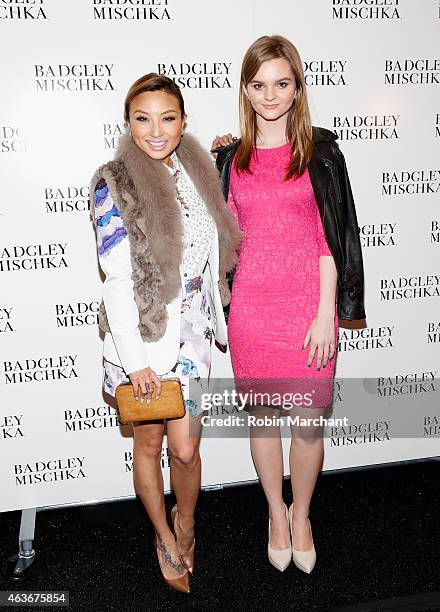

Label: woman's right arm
[92,177,161,400]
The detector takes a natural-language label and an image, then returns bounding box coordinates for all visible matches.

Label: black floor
[1,459,439,612]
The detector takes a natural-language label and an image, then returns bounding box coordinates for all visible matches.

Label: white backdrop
[0,0,439,513]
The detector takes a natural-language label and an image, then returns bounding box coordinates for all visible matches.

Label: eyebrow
[249,77,294,84]
[132,108,179,115]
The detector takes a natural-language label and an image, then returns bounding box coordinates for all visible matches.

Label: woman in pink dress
[212,35,365,574]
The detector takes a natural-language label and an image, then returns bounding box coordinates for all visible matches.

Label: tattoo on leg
[157,534,185,575]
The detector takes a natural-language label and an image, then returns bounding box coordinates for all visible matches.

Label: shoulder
[213,139,240,173]
[90,162,123,224]
[213,138,241,155]
[90,160,128,215]
[91,166,128,256]
[312,125,345,164]
[312,126,338,145]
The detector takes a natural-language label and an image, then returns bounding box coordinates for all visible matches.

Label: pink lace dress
[227,143,338,408]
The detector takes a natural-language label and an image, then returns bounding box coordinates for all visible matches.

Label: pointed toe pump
[288,503,316,574]
[155,541,190,593]
[268,503,292,572]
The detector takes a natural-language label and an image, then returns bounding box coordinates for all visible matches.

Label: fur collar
[114,132,241,303]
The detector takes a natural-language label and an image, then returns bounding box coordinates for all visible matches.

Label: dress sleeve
[314,199,332,257]
[93,177,149,374]
[227,180,239,225]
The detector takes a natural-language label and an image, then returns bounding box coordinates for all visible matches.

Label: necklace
[173,170,189,209]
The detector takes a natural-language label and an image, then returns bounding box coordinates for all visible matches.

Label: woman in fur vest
[90,73,241,593]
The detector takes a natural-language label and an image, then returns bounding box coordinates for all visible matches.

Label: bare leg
[249,406,290,549]
[167,411,203,553]
[132,420,186,579]
[289,406,327,550]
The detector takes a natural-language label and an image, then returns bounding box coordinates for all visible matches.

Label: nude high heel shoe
[155,540,190,593]
[288,503,316,574]
[171,504,195,574]
[267,503,292,572]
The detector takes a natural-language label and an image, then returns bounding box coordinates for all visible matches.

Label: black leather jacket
[214,126,366,320]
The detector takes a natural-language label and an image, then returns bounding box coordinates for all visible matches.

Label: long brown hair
[236,35,313,180]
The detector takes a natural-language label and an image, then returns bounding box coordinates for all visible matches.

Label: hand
[302,314,336,370]
[210,133,237,158]
[128,367,162,404]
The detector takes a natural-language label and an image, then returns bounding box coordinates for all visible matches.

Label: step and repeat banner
[1,0,439,512]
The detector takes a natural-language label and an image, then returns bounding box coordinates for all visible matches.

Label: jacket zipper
[325,160,346,283]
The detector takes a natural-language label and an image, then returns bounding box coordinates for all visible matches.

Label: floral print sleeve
[92,176,148,375]
[93,178,128,256]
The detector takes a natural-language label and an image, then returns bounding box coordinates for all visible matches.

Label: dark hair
[124,73,185,122]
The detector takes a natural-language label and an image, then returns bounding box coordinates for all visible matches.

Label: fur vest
[90,133,242,342]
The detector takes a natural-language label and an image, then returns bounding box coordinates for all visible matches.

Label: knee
[169,444,199,466]
[292,427,323,445]
[134,435,163,460]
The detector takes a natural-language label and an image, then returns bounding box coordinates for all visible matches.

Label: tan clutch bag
[115,378,186,424]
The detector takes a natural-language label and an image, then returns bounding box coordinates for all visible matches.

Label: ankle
[156,527,175,545]
[292,506,310,522]
[269,501,287,520]
[176,512,195,532]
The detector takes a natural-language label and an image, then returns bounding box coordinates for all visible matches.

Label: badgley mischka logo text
[103,123,125,150]
[424,415,440,437]
[435,114,440,137]
[431,220,439,243]
[65,406,119,432]
[1,415,24,440]
[380,276,440,300]
[3,355,78,384]
[56,302,99,327]
[382,170,440,195]
[0,243,68,272]
[93,0,171,20]
[303,60,348,86]
[428,322,440,343]
[359,223,397,247]
[385,59,440,85]
[35,64,115,92]
[45,186,90,213]
[124,448,170,471]
[333,380,344,403]
[332,0,400,19]
[0,307,14,333]
[338,326,395,351]
[377,371,437,396]
[157,62,232,88]
[330,420,391,446]
[14,457,86,486]
[0,0,47,19]
[1,127,26,153]
[334,114,399,140]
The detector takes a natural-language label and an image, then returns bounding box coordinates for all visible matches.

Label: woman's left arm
[303,203,338,370]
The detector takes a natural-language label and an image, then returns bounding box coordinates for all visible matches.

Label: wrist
[316,302,336,320]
